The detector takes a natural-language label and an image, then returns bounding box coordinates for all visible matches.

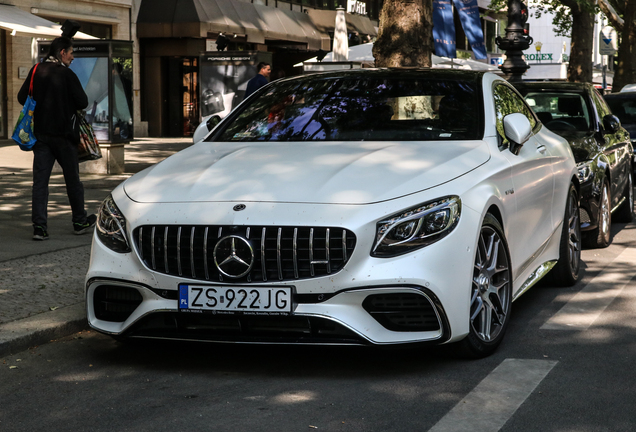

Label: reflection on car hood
[123,141,490,205]
[550,130,598,163]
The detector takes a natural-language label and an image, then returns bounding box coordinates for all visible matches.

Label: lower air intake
[94,285,143,322]
[362,293,441,332]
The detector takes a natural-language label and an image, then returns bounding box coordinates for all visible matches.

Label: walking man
[17,36,96,241]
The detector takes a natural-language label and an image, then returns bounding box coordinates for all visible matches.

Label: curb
[0,303,88,357]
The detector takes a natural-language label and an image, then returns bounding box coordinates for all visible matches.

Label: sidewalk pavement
[0,137,193,357]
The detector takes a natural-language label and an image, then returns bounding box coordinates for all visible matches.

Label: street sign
[599,26,617,56]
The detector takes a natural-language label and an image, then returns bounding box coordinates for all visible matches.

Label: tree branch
[599,0,624,31]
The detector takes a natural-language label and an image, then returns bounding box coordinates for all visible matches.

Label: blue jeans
[32,135,87,229]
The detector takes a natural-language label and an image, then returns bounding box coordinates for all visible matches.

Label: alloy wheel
[470,225,511,342]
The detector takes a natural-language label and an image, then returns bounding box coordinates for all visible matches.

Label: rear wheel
[613,168,634,223]
[548,184,581,286]
[584,179,611,249]
[456,214,512,358]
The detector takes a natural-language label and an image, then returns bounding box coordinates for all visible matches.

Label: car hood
[123,140,490,205]
[551,130,600,163]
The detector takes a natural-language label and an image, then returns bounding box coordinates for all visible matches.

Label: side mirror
[503,113,533,155]
[192,115,222,143]
[602,114,621,134]
[207,114,222,130]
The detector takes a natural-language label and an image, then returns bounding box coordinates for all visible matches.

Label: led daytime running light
[372,196,461,257]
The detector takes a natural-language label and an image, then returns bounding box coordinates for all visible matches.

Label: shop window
[485,20,497,53]
[183,57,199,136]
[113,58,133,140]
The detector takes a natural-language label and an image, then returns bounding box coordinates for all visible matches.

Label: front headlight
[372,196,461,257]
[96,194,131,253]
[577,161,594,183]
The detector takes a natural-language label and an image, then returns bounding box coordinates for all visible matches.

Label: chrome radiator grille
[133,225,356,283]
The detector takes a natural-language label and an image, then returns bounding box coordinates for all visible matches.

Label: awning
[0,5,96,39]
[307,10,377,36]
[137,0,330,51]
[254,4,331,51]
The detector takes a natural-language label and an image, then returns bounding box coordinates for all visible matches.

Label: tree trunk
[566,2,595,82]
[611,1,636,92]
[373,0,433,67]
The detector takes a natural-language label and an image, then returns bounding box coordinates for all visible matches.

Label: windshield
[210,76,482,142]
[524,92,592,132]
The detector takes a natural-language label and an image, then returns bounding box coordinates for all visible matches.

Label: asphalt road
[2,221,636,431]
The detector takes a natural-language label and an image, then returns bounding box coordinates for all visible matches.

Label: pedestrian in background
[17,36,96,241]
[244,62,271,99]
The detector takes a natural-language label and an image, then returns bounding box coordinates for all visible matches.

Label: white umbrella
[321,42,500,71]
[332,7,348,61]
[297,42,501,72]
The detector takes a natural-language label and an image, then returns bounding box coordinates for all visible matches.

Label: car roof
[603,92,636,100]
[514,80,590,92]
[279,68,489,85]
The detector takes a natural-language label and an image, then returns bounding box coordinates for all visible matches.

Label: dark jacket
[244,74,269,99]
[17,61,88,142]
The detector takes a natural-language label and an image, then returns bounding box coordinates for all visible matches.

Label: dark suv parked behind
[516,81,634,248]
[603,91,636,153]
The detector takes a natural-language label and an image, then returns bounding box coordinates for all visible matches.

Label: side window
[493,84,537,147]
[591,88,611,120]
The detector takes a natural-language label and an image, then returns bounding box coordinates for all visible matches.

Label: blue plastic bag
[11,95,37,151]
[12,63,39,151]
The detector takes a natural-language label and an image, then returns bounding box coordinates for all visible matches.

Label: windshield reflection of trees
[216,78,481,142]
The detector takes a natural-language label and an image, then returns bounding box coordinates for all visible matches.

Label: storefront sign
[347,0,367,15]
[525,53,554,61]
[203,55,258,63]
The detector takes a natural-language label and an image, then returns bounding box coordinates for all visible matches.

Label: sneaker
[73,214,97,235]
[33,226,49,241]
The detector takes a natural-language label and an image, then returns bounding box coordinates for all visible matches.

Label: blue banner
[452,0,487,59]
[433,0,457,58]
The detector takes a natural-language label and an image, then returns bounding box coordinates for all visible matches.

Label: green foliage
[487,0,600,38]
[114,58,133,76]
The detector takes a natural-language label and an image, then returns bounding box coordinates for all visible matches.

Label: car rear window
[211,77,482,142]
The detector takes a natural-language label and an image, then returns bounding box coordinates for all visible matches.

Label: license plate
[178,284,292,315]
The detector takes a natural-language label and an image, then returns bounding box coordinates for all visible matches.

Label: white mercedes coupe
[87,69,581,357]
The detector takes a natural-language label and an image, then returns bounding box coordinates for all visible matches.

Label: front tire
[548,183,581,286]
[456,214,512,358]
[584,179,611,248]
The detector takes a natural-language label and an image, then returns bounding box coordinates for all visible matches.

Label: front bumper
[85,200,480,346]
[86,278,450,345]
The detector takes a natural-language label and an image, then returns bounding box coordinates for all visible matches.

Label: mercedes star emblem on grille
[213,235,254,278]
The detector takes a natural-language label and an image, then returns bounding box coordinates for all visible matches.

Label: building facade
[0,0,133,140]
[132,0,380,137]
[4,0,610,142]
[522,6,615,89]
